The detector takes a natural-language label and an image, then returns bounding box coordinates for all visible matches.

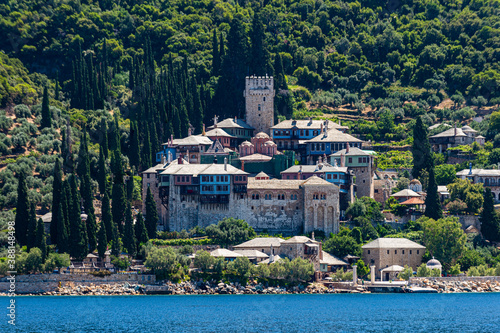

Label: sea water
[1,293,499,332]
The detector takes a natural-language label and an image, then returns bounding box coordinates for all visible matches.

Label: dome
[255,132,270,139]
[240,140,253,146]
[263,140,276,146]
[426,257,442,268]
[409,179,422,185]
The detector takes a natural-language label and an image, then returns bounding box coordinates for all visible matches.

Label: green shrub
[14,104,31,118]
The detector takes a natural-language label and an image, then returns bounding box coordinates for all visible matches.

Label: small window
[395,250,397,254]
[147,174,150,179]
[417,250,420,254]
[387,250,389,254]
[368,250,370,254]
[410,250,412,255]
[263,97,266,101]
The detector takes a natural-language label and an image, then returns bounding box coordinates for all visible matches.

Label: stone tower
[244,75,275,135]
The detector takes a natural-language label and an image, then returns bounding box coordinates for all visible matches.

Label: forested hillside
[1,0,500,252]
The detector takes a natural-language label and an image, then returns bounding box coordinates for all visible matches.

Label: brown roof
[400,197,425,205]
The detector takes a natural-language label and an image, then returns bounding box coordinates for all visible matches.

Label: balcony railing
[200,195,229,204]
[233,186,247,193]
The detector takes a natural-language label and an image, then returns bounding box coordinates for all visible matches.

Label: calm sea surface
[1,293,499,332]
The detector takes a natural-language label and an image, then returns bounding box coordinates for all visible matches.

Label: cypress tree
[100,118,109,159]
[56,202,69,254]
[77,127,96,252]
[15,172,30,246]
[134,212,149,250]
[60,179,71,250]
[412,116,433,179]
[102,191,113,243]
[35,218,47,261]
[213,17,249,119]
[68,174,88,260]
[212,28,220,76]
[55,71,60,101]
[274,53,294,119]
[424,166,443,220]
[145,186,158,239]
[50,158,63,245]
[123,201,136,257]
[111,150,126,235]
[111,221,121,256]
[97,223,107,260]
[250,12,272,75]
[27,202,37,250]
[129,120,141,169]
[480,188,500,242]
[41,86,52,128]
[98,144,107,194]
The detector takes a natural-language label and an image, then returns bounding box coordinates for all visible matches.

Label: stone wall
[363,248,424,279]
[352,164,374,199]
[410,276,500,283]
[0,273,156,294]
[457,215,481,231]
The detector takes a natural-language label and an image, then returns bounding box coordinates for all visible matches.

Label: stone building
[239,132,278,158]
[244,75,275,135]
[207,117,254,147]
[144,159,341,235]
[232,237,285,256]
[362,238,425,280]
[280,236,322,270]
[456,168,500,202]
[429,125,484,153]
[305,128,363,164]
[330,146,376,199]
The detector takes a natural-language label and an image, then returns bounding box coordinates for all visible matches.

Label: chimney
[454,124,457,136]
[202,124,206,136]
[308,117,312,125]
[320,123,323,133]
[167,151,172,163]
[188,127,192,136]
[213,155,218,164]
[338,119,341,126]
[187,149,189,162]
[241,160,245,172]
[311,231,315,241]
[170,134,174,147]
[346,143,350,153]
[340,153,345,167]
[178,154,183,164]
[234,116,237,122]
[161,154,166,165]
[224,157,228,171]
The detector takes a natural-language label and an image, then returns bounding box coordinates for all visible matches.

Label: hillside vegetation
[1,0,500,249]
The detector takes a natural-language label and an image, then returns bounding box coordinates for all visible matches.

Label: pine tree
[134,212,149,249]
[56,202,69,253]
[123,202,136,257]
[41,86,52,128]
[145,186,158,239]
[68,174,88,260]
[35,218,47,261]
[424,166,443,220]
[98,144,107,194]
[212,28,220,76]
[250,12,272,75]
[50,158,63,245]
[480,188,500,242]
[15,172,30,246]
[129,120,141,169]
[412,116,433,179]
[27,202,37,250]
[101,191,113,243]
[97,223,107,259]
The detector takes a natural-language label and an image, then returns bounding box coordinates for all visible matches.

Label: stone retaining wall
[0,273,156,294]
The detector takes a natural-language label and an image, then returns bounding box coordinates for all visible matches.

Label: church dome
[263,140,276,146]
[255,132,270,139]
[409,179,422,185]
[426,257,442,269]
[240,140,253,146]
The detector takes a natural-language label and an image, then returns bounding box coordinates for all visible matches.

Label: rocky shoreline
[3,278,500,296]
[409,278,500,293]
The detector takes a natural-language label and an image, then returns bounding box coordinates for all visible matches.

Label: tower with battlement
[244,75,275,135]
